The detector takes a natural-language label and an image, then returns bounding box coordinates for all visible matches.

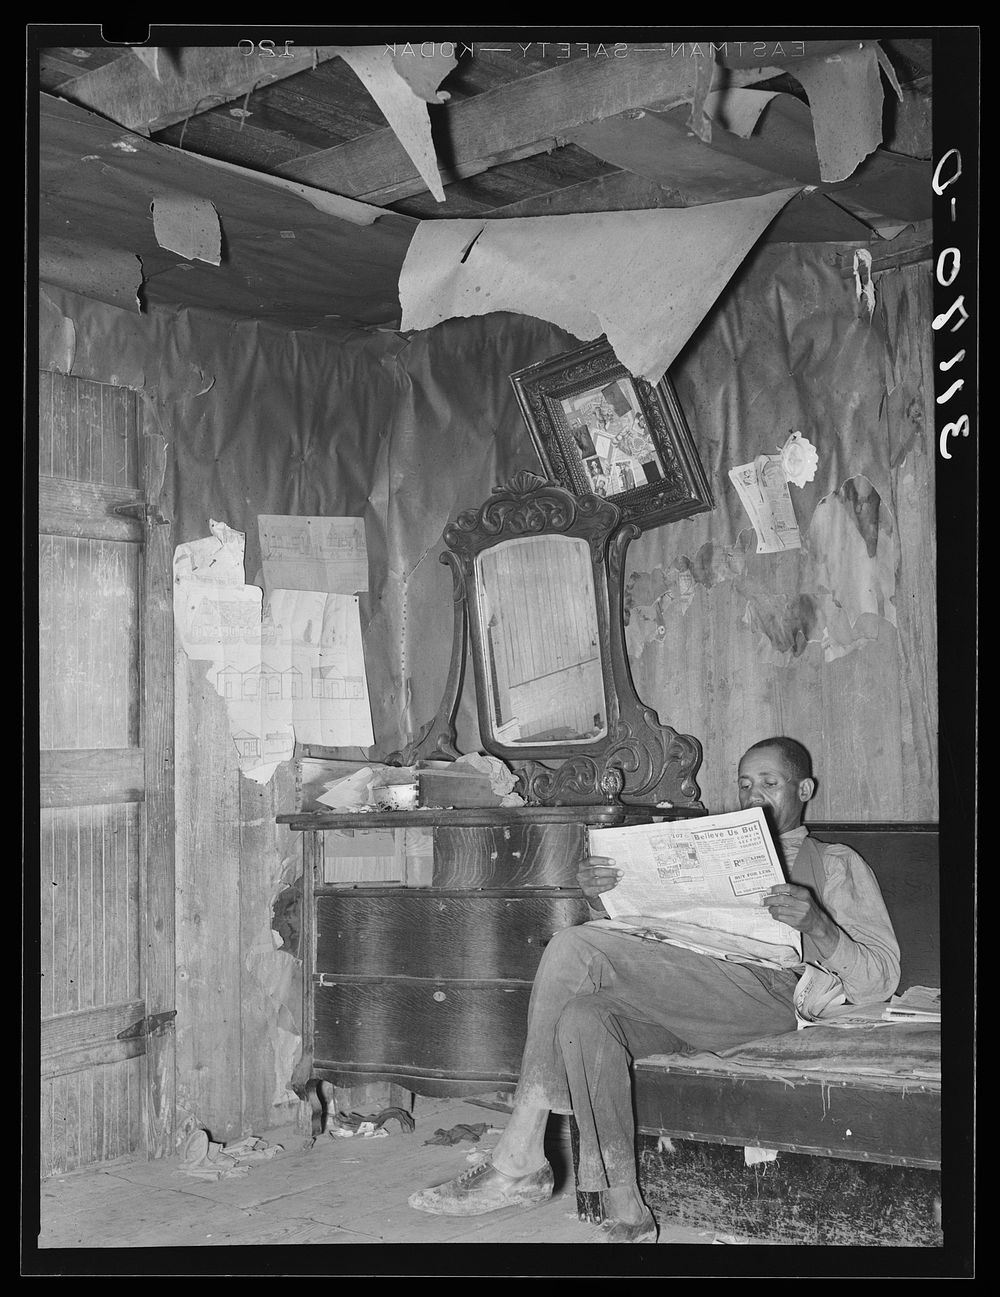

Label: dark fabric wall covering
[39,235,936,820]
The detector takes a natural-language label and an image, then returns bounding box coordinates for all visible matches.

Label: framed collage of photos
[510,337,713,532]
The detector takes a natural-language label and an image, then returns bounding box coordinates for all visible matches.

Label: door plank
[40,747,145,807]
[43,1038,146,1080]
[41,999,147,1055]
[38,534,141,749]
[39,476,143,541]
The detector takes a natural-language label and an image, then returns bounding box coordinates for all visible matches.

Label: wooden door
[38,371,175,1175]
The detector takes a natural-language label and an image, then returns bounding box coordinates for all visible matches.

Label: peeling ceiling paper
[39,237,144,313]
[152,194,222,265]
[391,48,457,103]
[704,88,779,139]
[129,47,162,81]
[399,191,800,386]
[334,46,447,203]
[790,43,884,183]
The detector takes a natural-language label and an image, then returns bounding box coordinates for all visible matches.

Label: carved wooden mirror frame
[395,471,704,810]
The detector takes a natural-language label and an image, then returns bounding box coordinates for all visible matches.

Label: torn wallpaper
[620,242,936,818]
[398,190,800,386]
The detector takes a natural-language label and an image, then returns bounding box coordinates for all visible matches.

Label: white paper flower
[780,432,818,488]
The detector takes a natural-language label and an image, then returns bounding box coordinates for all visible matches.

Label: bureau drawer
[432,823,585,887]
[313,980,532,1082]
[315,890,589,980]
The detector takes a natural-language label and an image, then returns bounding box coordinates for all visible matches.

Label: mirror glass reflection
[475,534,607,746]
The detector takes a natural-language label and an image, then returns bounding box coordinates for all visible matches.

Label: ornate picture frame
[510,337,713,532]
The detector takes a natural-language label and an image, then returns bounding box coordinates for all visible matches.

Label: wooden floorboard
[34,1097,718,1250]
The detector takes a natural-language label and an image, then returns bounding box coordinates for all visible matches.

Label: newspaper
[728,455,801,553]
[588,807,803,969]
[882,985,941,1023]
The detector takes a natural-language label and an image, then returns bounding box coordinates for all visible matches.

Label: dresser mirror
[475,534,607,747]
[394,470,704,810]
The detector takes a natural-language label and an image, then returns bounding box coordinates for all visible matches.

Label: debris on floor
[422,1121,500,1146]
[328,1106,416,1139]
[177,1129,282,1180]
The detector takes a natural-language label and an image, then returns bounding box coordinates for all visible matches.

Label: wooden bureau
[278,804,661,1098]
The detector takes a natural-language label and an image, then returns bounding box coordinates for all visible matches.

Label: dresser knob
[433,991,446,1002]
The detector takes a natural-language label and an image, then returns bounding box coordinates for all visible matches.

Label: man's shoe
[408,1159,555,1216]
[604,1209,658,1243]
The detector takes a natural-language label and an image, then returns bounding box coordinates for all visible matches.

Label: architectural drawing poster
[258,514,369,594]
[174,521,375,779]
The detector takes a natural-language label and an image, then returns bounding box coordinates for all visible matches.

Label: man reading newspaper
[409,737,900,1242]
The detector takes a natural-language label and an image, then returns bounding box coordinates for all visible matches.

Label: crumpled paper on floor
[178,1128,282,1180]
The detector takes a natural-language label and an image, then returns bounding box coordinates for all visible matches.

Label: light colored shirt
[781,826,901,1017]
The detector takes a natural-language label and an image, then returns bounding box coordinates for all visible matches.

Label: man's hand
[577,855,623,913]
[761,884,839,955]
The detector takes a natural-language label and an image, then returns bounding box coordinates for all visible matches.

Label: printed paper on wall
[258,515,369,594]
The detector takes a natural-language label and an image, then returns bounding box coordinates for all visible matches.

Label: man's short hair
[741,736,813,782]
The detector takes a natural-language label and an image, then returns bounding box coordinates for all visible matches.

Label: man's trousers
[512,922,798,1191]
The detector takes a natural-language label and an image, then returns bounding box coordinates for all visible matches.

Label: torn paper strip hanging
[333,45,455,202]
[399,190,800,387]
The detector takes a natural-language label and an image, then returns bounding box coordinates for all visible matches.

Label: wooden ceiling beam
[46,45,345,135]
[472,168,682,218]
[273,51,783,205]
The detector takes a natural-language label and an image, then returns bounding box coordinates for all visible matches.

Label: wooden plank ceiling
[39,40,932,219]
[36,38,933,331]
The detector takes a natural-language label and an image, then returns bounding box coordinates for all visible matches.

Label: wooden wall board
[238,763,301,1135]
[174,650,243,1142]
[140,420,177,1158]
[881,265,939,816]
